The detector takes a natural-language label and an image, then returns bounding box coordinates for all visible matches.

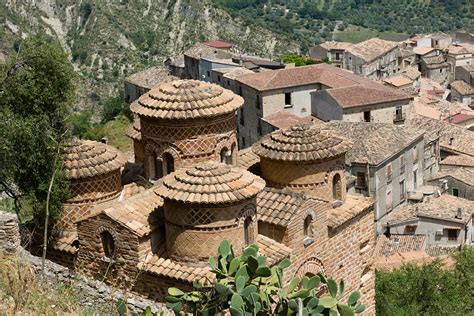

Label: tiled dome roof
[62,139,127,179]
[126,119,141,141]
[155,162,265,204]
[131,80,244,120]
[253,124,352,162]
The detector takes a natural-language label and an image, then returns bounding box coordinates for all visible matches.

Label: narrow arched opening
[332,173,342,200]
[162,152,174,176]
[244,216,253,245]
[220,147,231,165]
[100,231,115,258]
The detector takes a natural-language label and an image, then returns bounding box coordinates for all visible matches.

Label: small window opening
[101,231,115,258]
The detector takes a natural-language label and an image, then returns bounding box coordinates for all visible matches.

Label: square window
[356,172,366,188]
[453,188,459,197]
[447,229,458,241]
[285,92,292,106]
[363,111,371,122]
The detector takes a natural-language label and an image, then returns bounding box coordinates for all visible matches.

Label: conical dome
[62,139,126,179]
[131,80,244,120]
[253,124,352,162]
[155,162,265,204]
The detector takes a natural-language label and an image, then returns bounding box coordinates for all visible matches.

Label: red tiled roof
[203,41,233,49]
[447,113,474,124]
[262,111,316,130]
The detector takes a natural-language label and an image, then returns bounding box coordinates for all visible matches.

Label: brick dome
[131,80,244,120]
[253,124,352,162]
[155,162,265,204]
[62,139,126,179]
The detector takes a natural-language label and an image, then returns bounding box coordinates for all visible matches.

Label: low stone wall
[0,211,170,315]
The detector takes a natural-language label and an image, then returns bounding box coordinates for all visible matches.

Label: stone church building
[44,80,376,314]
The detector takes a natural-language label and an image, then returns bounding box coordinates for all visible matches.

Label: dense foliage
[0,34,75,222]
[281,54,330,66]
[165,240,365,315]
[212,0,473,50]
[376,247,474,315]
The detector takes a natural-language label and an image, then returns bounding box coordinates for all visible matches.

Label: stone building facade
[130,80,244,179]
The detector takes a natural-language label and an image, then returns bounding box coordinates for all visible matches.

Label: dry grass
[0,252,114,315]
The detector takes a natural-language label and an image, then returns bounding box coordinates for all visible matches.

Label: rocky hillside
[1,0,298,111]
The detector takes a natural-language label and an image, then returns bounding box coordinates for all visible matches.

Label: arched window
[220,147,231,165]
[163,152,174,176]
[100,231,115,258]
[231,143,237,166]
[332,173,342,200]
[303,215,314,246]
[244,216,253,245]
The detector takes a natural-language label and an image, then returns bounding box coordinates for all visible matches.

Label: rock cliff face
[1,0,298,109]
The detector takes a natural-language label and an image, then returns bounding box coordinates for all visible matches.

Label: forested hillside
[213,0,474,50]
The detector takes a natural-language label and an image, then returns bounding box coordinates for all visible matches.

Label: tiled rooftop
[319,41,352,51]
[324,122,423,166]
[451,80,474,95]
[384,75,413,87]
[253,124,352,162]
[448,45,470,55]
[262,111,316,130]
[406,114,474,156]
[374,234,426,257]
[213,67,254,80]
[387,194,474,226]
[257,234,292,266]
[237,147,260,170]
[413,47,436,56]
[62,139,127,180]
[184,42,232,59]
[50,230,78,254]
[440,154,474,168]
[325,85,412,108]
[126,118,141,141]
[83,189,163,237]
[257,187,307,227]
[345,38,398,62]
[400,66,421,81]
[430,168,474,186]
[155,162,266,204]
[131,80,244,120]
[125,67,178,90]
[327,195,374,228]
[422,55,448,67]
[447,113,474,124]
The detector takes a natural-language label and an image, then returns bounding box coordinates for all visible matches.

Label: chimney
[456,208,462,219]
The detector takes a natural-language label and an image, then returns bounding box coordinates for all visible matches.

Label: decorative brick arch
[237,205,256,224]
[296,257,326,279]
[215,133,238,163]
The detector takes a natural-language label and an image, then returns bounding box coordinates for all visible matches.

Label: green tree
[0,34,75,222]
[101,96,132,124]
[165,240,365,315]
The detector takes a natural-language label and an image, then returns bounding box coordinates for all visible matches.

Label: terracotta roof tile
[62,139,127,180]
[387,194,474,226]
[451,80,474,95]
[448,45,470,55]
[325,85,411,108]
[237,148,260,170]
[50,230,78,254]
[253,124,352,162]
[374,234,426,257]
[257,235,292,266]
[262,111,320,130]
[327,195,374,228]
[429,168,474,186]
[400,66,421,81]
[131,80,244,120]
[324,122,423,166]
[413,47,436,56]
[422,55,448,67]
[257,187,307,227]
[440,154,474,168]
[319,41,352,51]
[125,67,178,90]
[384,75,412,87]
[126,118,141,141]
[155,162,265,204]
[345,38,398,62]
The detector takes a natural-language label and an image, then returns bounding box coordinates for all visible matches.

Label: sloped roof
[203,40,233,49]
[422,55,449,67]
[451,80,474,95]
[327,195,374,228]
[406,114,474,156]
[237,147,260,170]
[262,111,316,130]
[325,85,411,108]
[448,45,470,55]
[184,42,232,59]
[375,234,426,257]
[384,75,413,87]
[400,66,421,81]
[257,187,307,227]
[429,168,474,186]
[324,122,423,166]
[253,124,352,162]
[155,162,266,204]
[448,113,474,124]
[125,67,178,90]
[320,41,352,51]
[62,139,127,180]
[131,80,244,120]
[50,230,78,254]
[387,194,474,226]
[257,234,292,266]
[413,47,436,56]
[440,154,474,168]
[126,118,141,141]
[345,38,398,62]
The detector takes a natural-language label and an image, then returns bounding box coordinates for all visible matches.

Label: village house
[440,154,474,171]
[183,42,233,80]
[414,33,452,50]
[455,64,474,86]
[124,67,178,103]
[323,122,425,233]
[383,75,414,91]
[210,67,254,93]
[428,168,474,200]
[396,48,416,71]
[450,80,474,107]
[419,55,450,85]
[385,194,473,251]
[235,63,412,148]
[309,41,352,68]
[343,38,399,80]
[446,45,472,81]
[445,112,474,130]
[44,80,378,313]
